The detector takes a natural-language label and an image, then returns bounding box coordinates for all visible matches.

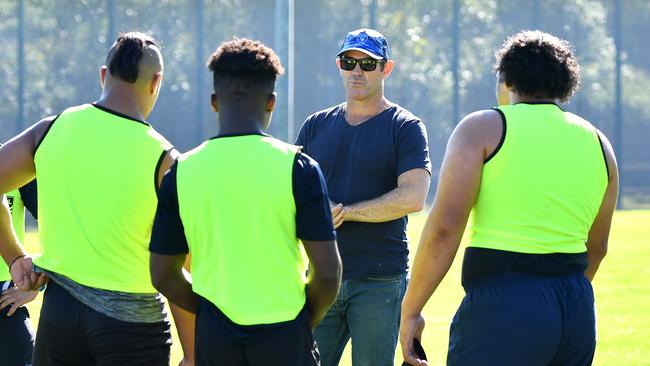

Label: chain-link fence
[1,0,648,208]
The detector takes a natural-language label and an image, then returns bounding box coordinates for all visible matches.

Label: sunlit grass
[22,210,650,365]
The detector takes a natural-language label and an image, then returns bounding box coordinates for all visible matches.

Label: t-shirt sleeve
[293,152,336,241]
[295,117,312,154]
[149,162,189,255]
[396,118,432,176]
[18,179,38,219]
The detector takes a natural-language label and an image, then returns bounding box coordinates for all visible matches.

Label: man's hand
[330,201,346,229]
[400,312,427,366]
[0,286,38,316]
[10,256,47,291]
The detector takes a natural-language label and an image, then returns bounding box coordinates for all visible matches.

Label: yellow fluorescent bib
[34,104,171,292]
[469,104,608,254]
[177,135,305,325]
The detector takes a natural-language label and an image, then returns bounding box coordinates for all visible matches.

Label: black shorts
[448,272,596,366]
[0,281,34,366]
[33,280,171,366]
[196,297,320,366]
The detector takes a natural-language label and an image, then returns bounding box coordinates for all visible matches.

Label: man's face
[336,50,390,102]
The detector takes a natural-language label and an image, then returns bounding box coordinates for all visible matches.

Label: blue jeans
[314,273,407,366]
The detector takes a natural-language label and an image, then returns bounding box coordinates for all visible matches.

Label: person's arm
[333,168,430,227]
[152,159,196,366]
[0,117,54,291]
[584,131,618,282]
[294,153,342,329]
[400,110,501,366]
[333,119,431,227]
[302,239,341,329]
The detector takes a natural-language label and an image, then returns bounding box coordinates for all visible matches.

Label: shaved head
[105,32,163,84]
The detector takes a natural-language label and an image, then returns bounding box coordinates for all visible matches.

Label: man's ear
[382,60,394,79]
[211,93,219,112]
[266,92,277,112]
[150,71,163,95]
[99,66,107,88]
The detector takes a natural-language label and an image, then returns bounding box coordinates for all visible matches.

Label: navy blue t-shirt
[150,147,335,255]
[296,103,431,279]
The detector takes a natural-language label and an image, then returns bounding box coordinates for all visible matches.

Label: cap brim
[337,47,384,60]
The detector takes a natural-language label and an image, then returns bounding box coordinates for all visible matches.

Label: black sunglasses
[338,56,385,72]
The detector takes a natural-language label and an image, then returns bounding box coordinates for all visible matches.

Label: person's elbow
[315,255,343,291]
[402,194,426,214]
[150,270,168,295]
[588,239,608,260]
[150,258,172,295]
[322,257,343,289]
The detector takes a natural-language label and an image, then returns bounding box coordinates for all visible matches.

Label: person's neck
[344,94,391,125]
[96,87,146,121]
[509,93,556,105]
[217,109,265,136]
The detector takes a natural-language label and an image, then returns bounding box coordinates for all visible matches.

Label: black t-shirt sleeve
[295,117,313,154]
[149,162,189,255]
[18,179,38,219]
[293,152,336,241]
[396,119,432,176]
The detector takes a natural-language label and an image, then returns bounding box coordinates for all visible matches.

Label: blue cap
[337,29,390,60]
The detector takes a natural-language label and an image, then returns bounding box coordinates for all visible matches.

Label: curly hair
[494,30,580,102]
[207,38,284,93]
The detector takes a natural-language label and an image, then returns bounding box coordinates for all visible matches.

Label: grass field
[22,210,650,365]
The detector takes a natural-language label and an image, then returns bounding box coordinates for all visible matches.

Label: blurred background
[1,0,648,208]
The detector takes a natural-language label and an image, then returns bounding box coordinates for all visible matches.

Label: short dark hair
[494,30,580,102]
[207,38,284,94]
[106,32,159,83]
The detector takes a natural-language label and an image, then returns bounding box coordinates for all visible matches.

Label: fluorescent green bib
[1,189,25,281]
[469,104,608,254]
[33,104,171,292]
[177,135,305,325]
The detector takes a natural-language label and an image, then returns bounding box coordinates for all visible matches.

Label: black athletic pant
[0,281,34,366]
[196,297,320,366]
[33,281,171,366]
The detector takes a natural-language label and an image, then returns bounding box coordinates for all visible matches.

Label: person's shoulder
[304,103,345,125]
[385,103,423,125]
[383,103,427,136]
[563,110,599,132]
[146,127,174,150]
[295,150,320,169]
[453,109,503,143]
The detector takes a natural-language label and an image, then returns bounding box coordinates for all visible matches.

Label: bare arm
[584,131,618,282]
[0,116,54,194]
[333,168,430,227]
[0,117,53,290]
[154,154,195,365]
[302,239,342,330]
[399,110,500,366]
[151,253,198,313]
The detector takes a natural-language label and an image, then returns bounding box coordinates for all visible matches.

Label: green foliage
[0,0,648,204]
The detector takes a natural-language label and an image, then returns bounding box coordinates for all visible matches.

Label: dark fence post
[614,0,623,208]
[370,0,377,29]
[288,0,295,142]
[195,0,205,141]
[17,0,25,132]
[107,0,115,40]
[452,0,460,125]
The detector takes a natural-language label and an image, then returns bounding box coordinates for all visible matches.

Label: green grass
[23,210,650,365]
